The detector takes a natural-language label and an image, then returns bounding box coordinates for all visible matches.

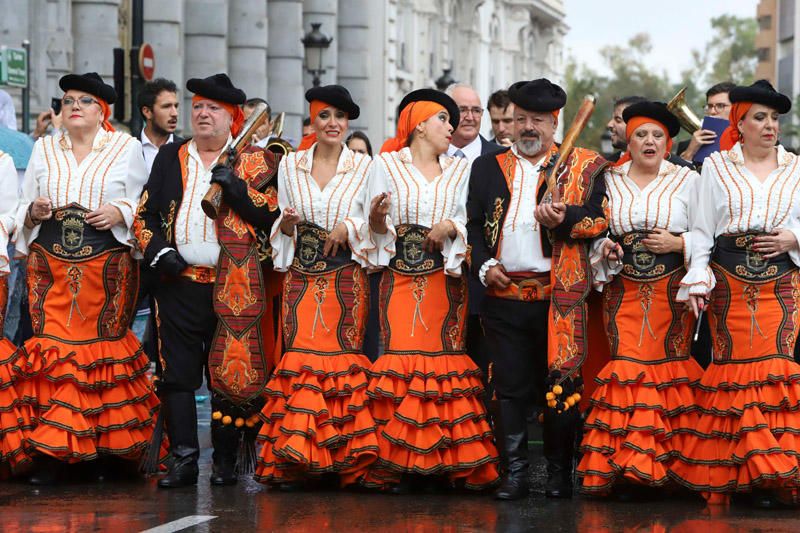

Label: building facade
[0,0,566,143]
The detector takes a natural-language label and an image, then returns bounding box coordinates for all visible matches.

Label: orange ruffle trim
[364,353,499,490]
[577,357,703,495]
[668,357,800,493]
[255,350,379,486]
[0,339,34,470]
[8,332,160,464]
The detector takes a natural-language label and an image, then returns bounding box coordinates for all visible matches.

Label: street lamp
[600,129,613,158]
[434,68,456,91]
[302,23,333,88]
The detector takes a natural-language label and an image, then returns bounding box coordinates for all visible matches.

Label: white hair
[444,83,479,99]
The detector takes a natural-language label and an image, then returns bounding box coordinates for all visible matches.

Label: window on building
[758,47,771,62]
[759,15,772,31]
[780,0,795,41]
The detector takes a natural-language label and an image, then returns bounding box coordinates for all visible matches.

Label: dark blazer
[466,146,607,280]
[480,135,502,156]
[135,139,279,268]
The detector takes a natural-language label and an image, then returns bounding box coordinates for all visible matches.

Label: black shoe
[544,468,573,499]
[210,461,237,486]
[543,403,578,500]
[28,457,62,486]
[387,477,412,495]
[157,452,199,489]
[275,480,305,492]
[494,474,529,500]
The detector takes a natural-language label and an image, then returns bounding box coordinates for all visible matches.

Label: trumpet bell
[667,87,702,134]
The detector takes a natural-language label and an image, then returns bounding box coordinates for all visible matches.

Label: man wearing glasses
[445,83,501,163]
[678,81,735,162]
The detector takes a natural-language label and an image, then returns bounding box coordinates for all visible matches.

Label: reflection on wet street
[1,401,798,532]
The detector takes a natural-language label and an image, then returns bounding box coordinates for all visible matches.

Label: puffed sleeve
[0,155,19,272]
[364,155,397,268]
[269,156,297,272]
[677,164,716,301]
[590,236,621,291]
[441,158,469,277]
[14,138,44,256]
[343,155,376,268]
[110,138,148,254]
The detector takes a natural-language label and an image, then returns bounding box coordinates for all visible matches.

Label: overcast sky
[564,0,759,81]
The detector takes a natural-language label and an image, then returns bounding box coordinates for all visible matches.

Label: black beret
[305,85,360,120]
[730,79,792,114]
[622,101,681,138]
[186,73,246,105]
[508,79,566,113]
[59,72,116,104]
[397,88,459,130]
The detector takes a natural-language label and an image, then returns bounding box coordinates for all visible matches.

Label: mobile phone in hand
[51,97,62,115]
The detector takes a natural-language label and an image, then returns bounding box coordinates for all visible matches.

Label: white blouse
[15,129,147,256]
[679,143,800,299]
[592,159,699,288]
[368,147,469,277]
[0,151,18,273]
[270,143,373,271]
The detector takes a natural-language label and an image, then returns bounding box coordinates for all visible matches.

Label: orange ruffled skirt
[365,270,499,489]
[255,264,378,486]
[0,275,33,471]
[669,267,800,494]
[8,244,159,463]
[578,272,702,494]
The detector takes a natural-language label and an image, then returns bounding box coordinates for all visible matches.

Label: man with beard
[467,79,608,501]
[138,78,181,172]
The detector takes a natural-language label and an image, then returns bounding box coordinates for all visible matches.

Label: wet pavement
[2,399,800,532]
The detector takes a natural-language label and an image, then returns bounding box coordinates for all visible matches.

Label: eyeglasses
[705,103,730,113]
[63,96,99,108]
[458,106,484,116]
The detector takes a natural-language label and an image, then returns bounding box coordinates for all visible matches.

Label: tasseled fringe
[235,428,259,476]
[139,408,164,475]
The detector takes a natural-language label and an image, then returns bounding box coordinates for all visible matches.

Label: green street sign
[0,46,28,88]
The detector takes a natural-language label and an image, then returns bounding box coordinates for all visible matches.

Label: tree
[563,16,758,152]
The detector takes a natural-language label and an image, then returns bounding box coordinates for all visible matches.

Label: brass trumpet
[667,87,702,134]
[265,112,294,156]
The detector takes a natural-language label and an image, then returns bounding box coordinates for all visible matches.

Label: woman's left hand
[752,229,799,259]
[323,222,349,257]
[641,228,683,255]
[86,204,124,231]
[423,220,456,253]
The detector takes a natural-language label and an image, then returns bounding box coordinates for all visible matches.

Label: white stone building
[0,0,566,143]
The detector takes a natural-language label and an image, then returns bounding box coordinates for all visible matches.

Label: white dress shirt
[679,143,800,300]
[0,151,18,273]
[16,129,147,256]
[271,143,373,271]
[591,159,699,289]
[141,128,174,173]
[479,144,550,285]
[169,138,231,267]
[368,147,470,277]
[447,134,483,164]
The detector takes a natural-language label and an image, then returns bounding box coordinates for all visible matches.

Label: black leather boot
[494,399,530,500]
[157,392,200,489]
[210,422,238,486]
[543,406,579,499]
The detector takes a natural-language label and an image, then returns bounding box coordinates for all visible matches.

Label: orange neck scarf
[719,102,751,152]
[191,95,245,137]
[614,117,673,167]
[97,99,115,132]
[380,101,446,153]
[297,100,330,151]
